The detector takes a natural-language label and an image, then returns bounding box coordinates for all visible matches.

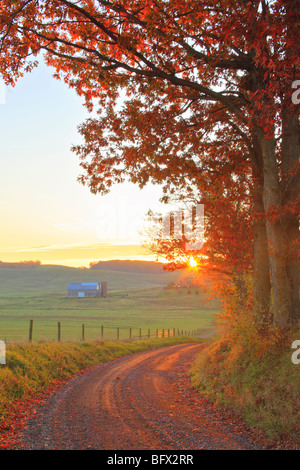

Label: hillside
[89,259,167,274]
[0,262,183,295]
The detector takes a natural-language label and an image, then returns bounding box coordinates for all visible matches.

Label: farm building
[67,281,107,298]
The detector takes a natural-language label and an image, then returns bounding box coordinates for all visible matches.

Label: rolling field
[0,264,181,294]
[0,265,219,342]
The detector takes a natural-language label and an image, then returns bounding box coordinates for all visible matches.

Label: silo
[100,281,108,298]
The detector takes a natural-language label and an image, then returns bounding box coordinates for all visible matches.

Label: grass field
[0,265,219,342]
[0,264,181,294]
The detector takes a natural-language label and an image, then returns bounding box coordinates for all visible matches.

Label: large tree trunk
[258,128,297,328]
[280,0,300,324]
[281,96,300,325]
[248,0,299,328]
[251,133,272,329]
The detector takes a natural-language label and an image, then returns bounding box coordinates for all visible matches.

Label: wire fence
[1,319,201,344]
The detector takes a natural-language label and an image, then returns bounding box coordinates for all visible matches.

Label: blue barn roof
[68,282,99,290]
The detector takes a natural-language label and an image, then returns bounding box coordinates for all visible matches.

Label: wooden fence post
[139,328,142,340]
[129,328,132,340]
[58,322,61,342]
[101,325,104,339]
[148,329,150,339]
[29,320,33,342]
[82,324,85,341]
[117,327,119,340]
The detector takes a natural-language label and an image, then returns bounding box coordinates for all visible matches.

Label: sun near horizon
[0,242,159,268]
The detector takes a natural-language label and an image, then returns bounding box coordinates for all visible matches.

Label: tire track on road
[22,343,260,450]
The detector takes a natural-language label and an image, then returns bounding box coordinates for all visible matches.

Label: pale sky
[0,61,164,267]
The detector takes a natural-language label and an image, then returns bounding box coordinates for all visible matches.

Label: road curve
[22,343,259,450]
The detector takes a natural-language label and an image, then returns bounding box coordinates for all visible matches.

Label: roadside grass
[190,329,300,445]
[0,337,200,426]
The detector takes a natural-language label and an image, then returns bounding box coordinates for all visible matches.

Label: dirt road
[22,343,260,450]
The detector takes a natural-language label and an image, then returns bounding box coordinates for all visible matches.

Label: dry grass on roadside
[191,329,300,446]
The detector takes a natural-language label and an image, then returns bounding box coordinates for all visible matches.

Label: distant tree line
[89,260,165,274]
[0,260,41,269]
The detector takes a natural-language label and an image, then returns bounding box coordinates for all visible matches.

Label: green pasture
[0,266,219,342]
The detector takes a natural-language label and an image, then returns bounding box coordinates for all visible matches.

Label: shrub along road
[21,343,260,450]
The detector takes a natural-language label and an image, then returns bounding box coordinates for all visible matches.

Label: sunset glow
[0,64,163,267]
[188,257,198,268]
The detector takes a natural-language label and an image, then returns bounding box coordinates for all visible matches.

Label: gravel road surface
[22,343,260,450]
